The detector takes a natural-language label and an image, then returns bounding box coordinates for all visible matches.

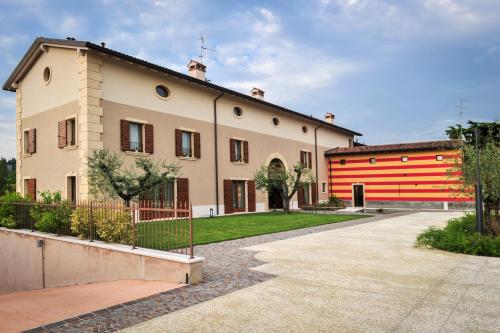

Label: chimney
[250,87,265,100]
[187,60,206,81]
[324,112,335,124]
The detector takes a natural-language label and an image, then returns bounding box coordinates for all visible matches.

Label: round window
[233,106,243,118]
[302,126,308,134]
[272,117,280,127]
[43,67,51,83]
[155,84,170,99]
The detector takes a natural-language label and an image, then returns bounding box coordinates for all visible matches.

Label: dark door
[269,188,283,209]
[353,184,364,207]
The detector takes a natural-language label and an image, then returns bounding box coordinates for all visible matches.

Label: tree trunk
[283,197,290,214]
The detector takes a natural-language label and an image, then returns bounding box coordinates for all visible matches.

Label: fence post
[132,203,137,249]
[89,201,94,242]
[189,201,194,259]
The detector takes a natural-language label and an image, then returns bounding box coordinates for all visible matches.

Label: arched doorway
[268,158,284,210]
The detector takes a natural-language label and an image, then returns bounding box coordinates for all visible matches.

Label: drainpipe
[213,93,224,215]
[314,124,323,203]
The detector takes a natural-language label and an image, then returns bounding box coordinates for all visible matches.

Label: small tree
[458,140,500,235]
[254,162,313,213]
[87,150,180,206]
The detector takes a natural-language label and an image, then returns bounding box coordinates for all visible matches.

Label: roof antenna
[199,34,215,64]
[454,98,470,140]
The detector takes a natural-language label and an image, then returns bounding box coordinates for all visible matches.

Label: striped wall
[328,149,474,204]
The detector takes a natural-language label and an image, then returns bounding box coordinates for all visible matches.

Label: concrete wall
[0,228,203,294]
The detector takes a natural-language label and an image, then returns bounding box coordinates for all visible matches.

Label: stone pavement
[121,212,500,333]
[24,212,388,332]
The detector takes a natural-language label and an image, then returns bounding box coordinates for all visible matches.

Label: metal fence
[0,199,194,258]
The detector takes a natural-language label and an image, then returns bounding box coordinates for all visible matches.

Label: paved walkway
[0,280,181,333]
[23,212,386,332]
[121,212,500,332]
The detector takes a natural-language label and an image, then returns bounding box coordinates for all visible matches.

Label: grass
[137,212,365,249]
[416,214,500,257]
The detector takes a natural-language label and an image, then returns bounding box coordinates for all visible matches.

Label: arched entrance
[268,158,284,210]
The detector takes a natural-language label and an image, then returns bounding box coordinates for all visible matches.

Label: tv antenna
[454,98,470,140]
[199,34,215,64]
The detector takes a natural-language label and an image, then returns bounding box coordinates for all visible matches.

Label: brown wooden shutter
[308,152,312,169]
[58,120,66,148]
[224,179,233,214]
[229,139,236,162]
[120,120,129,152]
[311,182,317,205]
[243,141,249,163]
[297,187,304,208]
[144,124,154,154]
[29,129,36,154]
[300,151,304,165]
[27,179,36,201]
[193,132,201,158]
[176,177,189,208]
[247,180,256,212]
[175,129,182,156]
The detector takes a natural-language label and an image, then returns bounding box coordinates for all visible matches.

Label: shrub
[0,192,31,229]
[30,191,72,234]
[70,206,133,244]
[328,195,345,208]
[416,214,500,257]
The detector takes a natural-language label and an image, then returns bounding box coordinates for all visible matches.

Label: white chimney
[250,87,265,100]
[324,112,335,124]
[187,60,207,81]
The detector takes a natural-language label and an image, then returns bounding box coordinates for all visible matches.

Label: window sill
[178,156,198,161]
[125,151,150,157]
[21,153,33,158]
[63,145,78,151]
[232,161,247,165]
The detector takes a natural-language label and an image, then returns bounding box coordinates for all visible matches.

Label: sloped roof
[3,37,362,137]
[324,140,462,156]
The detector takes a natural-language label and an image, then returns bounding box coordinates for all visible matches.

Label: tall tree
[87,150,180,206]
[254,162,313,214]
[0,158,7,196]
[446,121,500,148]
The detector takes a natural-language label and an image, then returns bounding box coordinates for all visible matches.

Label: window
[340,159,346,165]
[272,117,280,127]
[67,176,77,202]
[155,84,170,99]
[181,131,192,157]
[66,118,76,146]
[233,140,243,162]
[233,106,243,118]
[369,158,376,164]
[129,122,143,152]
[302,126,308,134]
[349,138,353,147]
[164,181,175,208]
[436,155,443,161]
[23,130,30,154]
[301,151,310,168]
[43,67,51,84]
[401,156,408,162]
[321,182,327,193]
[232,181,246,211]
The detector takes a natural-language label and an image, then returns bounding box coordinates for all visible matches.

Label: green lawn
[137,212,365,250]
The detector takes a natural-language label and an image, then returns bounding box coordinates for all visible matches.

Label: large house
[3,37,361,217]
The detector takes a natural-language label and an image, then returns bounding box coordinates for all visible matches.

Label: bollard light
[210,208,214,218]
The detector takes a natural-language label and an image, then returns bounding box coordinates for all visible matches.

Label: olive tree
[87,149,180,206]
[457,140,500,235]
[254,162,313,214]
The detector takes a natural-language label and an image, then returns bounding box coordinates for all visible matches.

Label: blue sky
[1,0,499,158]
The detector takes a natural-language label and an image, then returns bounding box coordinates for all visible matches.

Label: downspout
[314,124,323,203]
[213,93,225,215]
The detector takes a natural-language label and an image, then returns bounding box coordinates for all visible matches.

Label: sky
[0,0,499,158]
